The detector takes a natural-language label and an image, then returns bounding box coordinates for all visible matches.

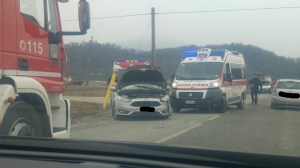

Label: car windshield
[3,0,300,166]
[261,80,271,85]
[115,69,127,78]
[278,81,300,89]
[176,62,223,80]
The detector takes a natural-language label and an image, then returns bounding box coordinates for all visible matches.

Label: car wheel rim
[9,118,36,136]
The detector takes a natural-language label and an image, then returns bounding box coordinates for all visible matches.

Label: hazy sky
[59,0,300,58]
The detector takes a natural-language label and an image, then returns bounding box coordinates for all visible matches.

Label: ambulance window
[231,64,245,79]
[241,66,246,79]
[225,63,230,74]
[20,0,46,29]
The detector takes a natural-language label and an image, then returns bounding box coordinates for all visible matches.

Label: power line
[62,13,150,22]
[136,21,151,52]
[61,6,300,22]
[156,6,300,15]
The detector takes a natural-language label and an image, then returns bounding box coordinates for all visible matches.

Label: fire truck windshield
[176,62,223,80]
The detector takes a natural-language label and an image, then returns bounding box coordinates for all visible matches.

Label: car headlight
[118,95,131,103]
[160,95,169,102]
[172,82,178,88]
[209,80,220,88]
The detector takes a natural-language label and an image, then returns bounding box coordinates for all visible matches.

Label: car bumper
[115,99,169,116]
[271,96,300,107]
[170,88,222,108]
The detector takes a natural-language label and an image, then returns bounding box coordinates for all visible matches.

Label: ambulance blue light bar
[183,51,197,60]
[116,59,126,62]
[137,59,147,62]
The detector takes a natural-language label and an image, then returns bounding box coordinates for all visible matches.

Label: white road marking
[71,123,90,128]
[71,119,110,128]
[154,115,220,143]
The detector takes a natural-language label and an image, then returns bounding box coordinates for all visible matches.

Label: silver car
[271,79,300,109]
[110,65,171,120]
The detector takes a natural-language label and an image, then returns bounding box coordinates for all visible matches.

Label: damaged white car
[110,65,171,120]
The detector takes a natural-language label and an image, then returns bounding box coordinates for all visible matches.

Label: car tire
[113,111,120,120]
[171,106,181,113]
[0,102,43,137]
[163,115,169,119]
[111,102,120,120]
[216,96,228,113]
[237,95,245,109]
[110,99,114,116]
[271,103,276,109]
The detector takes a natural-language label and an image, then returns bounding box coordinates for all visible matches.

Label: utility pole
[151,7,156,66]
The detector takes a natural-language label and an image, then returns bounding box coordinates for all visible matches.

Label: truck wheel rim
[9,118,36,136]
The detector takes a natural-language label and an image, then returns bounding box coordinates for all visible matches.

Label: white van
[170,48,247,113]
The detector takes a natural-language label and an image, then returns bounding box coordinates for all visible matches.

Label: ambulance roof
[182,48,242,63]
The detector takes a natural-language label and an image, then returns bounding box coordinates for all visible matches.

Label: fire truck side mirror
[78,0,91,32]
[56,0,90,37]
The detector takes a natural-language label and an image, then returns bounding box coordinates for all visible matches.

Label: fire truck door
[0,1,3,76]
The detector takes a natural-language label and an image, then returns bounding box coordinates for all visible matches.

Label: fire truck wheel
[0,102,43,137]
[216,96,228,113]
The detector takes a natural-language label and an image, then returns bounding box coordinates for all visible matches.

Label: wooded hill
[65,42,300,81]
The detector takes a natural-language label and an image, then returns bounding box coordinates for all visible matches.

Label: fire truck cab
[0,0,90,138]
[170,48,247,113]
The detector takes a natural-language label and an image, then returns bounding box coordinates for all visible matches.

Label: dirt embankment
[63,85,108,97]
[63,85,109,124]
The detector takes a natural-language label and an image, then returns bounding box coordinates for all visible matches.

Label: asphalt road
[69,94,300,157]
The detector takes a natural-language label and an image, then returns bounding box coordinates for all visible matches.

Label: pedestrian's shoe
[252,101,254,104]
[255,102,257,105]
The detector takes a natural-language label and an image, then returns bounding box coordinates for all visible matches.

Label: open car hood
[116,65,167,90]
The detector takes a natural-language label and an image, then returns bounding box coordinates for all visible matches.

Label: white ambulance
[170,48,247,113]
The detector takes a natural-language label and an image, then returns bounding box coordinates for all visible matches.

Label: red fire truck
[0,0,90,138]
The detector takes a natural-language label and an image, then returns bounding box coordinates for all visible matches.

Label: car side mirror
[110,87,116,92]
[224,73,233,82]
[171,74,175,82]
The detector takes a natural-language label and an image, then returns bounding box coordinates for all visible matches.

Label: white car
[271,79,300,109]
[110,65,171,120]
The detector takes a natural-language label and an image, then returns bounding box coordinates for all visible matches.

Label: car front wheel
[237,95,245,109]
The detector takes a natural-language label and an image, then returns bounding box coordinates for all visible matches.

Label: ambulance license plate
[186,100,195,104]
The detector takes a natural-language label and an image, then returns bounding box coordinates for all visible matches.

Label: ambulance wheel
[0,102,43,137]
[216,96,228,113]
[237,95,245,109]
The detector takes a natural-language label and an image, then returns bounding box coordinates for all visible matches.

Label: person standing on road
[249,73,262,105]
